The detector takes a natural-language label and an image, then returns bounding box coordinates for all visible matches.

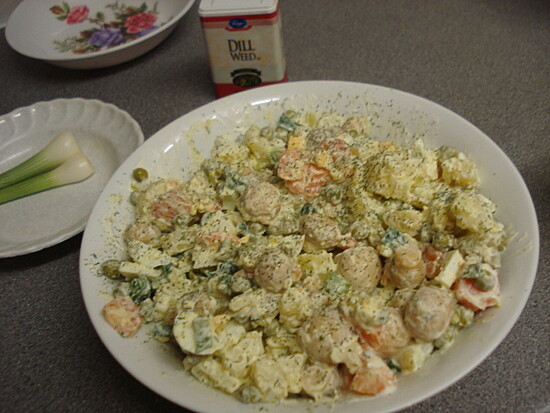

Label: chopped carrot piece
[357,309,410,358]
[423,244,444,279]
[151,191,192,221]
[453,277,500,312]
[350,352,396,396]
[318,137,350,152]
[103,296,143,338]
[277,150,309,181]
[285,164,331,199]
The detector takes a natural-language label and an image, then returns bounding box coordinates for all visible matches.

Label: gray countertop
[1,1,548,412]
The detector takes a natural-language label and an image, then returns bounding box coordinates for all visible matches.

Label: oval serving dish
[79,81,539,413]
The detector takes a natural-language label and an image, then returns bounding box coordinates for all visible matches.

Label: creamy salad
[100,109,506,403]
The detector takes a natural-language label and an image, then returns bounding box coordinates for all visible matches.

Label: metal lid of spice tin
[198,0,278,17]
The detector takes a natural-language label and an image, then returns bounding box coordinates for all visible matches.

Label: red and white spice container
[199,0,287,98]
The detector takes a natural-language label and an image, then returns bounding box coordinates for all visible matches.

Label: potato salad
[100,109,507,403]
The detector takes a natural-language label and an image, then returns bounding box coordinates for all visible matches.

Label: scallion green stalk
[0,131,83,189]
[0,153,95,205]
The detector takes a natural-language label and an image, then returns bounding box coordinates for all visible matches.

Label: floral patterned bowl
[5,0,195,69]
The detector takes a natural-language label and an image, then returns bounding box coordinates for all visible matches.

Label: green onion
[0,153,94,205]
[0,132,84,189]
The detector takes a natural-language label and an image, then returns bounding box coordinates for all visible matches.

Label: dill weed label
[199,0,287,97]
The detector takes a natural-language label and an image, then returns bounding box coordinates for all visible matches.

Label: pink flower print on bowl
[124,12,157,34]
[50,2,169,55]
[66,5,89,24]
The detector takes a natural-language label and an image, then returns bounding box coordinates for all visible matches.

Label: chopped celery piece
[151,263,172,290]
[153,323,173,342]
[325,272,351,295]
[224,171,246,189]
[128,275,152,304]
[161,262,173,276]
[217,260,240,275]
[278,111,302,132]
[237,222,249,235]
[452,304,475,327]
[300,203,317,216]
[434,325,459,349]
[269,149,283,164]
[381,228,408,251]
[386,359,402,374]
[193,316,214,353]
[461,263,496,291]
[200,212,215,225]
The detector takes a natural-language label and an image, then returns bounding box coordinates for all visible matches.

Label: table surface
[1,1,549,412]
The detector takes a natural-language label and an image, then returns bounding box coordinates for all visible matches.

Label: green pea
[102,259,121,279]
[132,167,148,182]
[474,271,496,291]
[237,384,263,404]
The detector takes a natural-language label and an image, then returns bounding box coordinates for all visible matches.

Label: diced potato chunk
[433,250,465,288]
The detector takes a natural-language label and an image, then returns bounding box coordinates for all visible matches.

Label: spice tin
[199,0,287,97]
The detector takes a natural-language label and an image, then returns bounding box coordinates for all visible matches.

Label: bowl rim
[5,0,196,63]
[79,80,540,413]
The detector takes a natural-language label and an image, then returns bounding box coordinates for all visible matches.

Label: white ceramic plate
[0,98,143,258]
[5,0,195,69]
[79,81,539,413]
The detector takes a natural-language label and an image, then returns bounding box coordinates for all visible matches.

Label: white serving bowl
[0,98,144,257]
[5,0,195,69]
[79,81,539,413]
